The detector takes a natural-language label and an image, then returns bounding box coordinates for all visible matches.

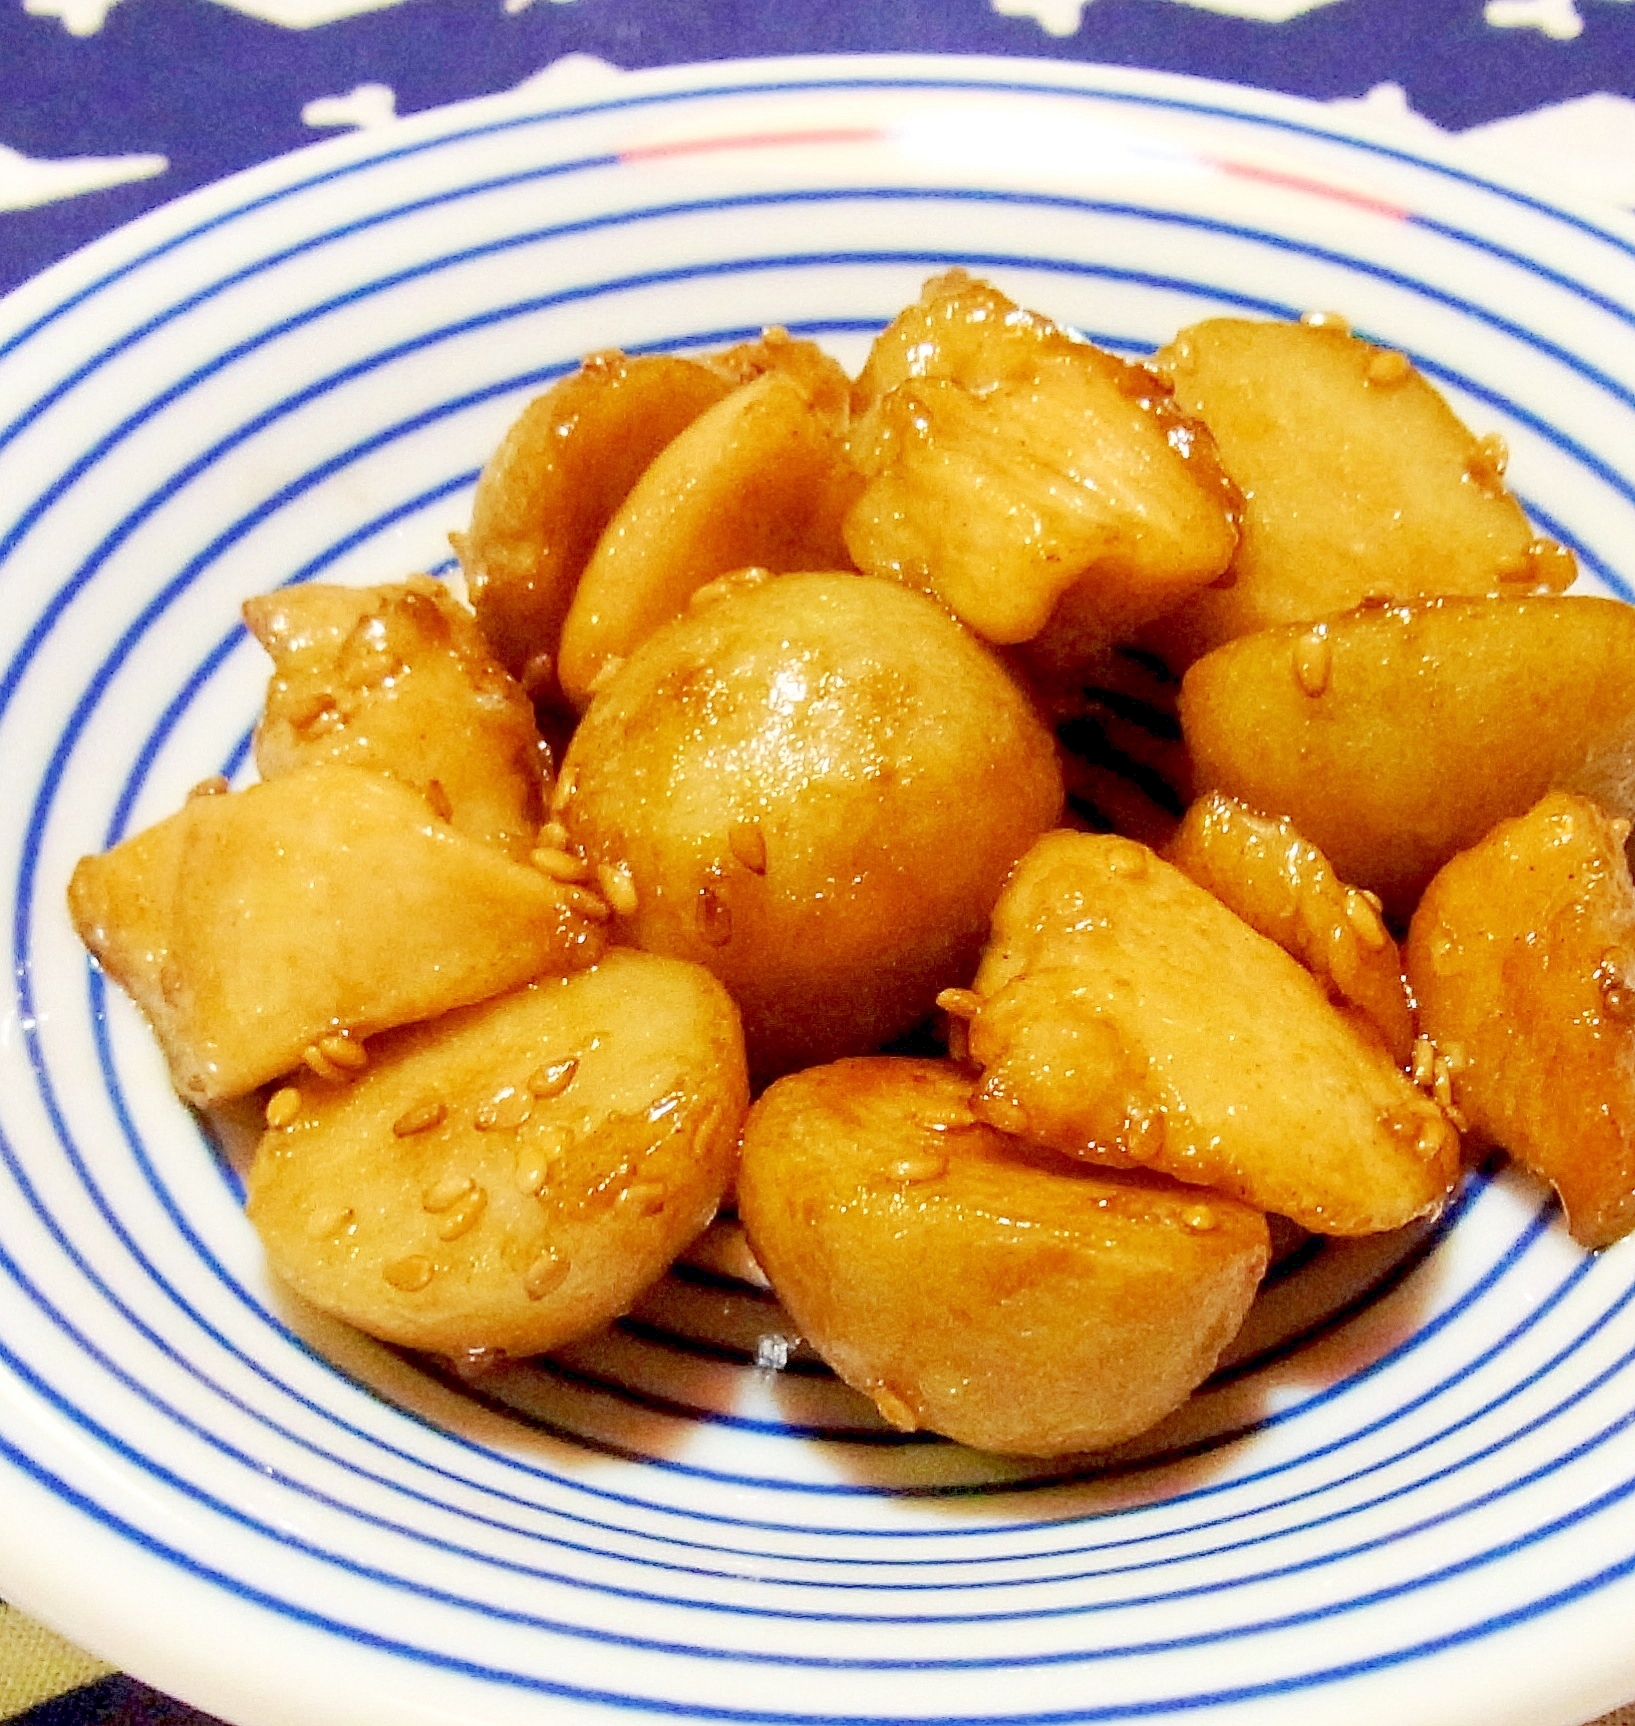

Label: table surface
[5,2,1635,1722]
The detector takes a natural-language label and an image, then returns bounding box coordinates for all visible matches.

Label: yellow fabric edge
[0,1605,114,1720]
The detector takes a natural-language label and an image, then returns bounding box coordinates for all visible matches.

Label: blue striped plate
[2,53,1634,1726]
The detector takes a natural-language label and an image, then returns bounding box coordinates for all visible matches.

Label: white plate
[3,53,1635,1726]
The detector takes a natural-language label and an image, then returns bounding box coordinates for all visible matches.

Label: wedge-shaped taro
[738,1057,1269,1456]
[1181,595,1635,920]
[843,273,1239,652]
[452,352,731,684]
[247,950,748,1357]
[1407,792,1635,1249]
[558,573,1062,1078]
[556,370,862,709]
[1147,316,1561,664]
[963,831,1458,1234]
[68,763,605,1105]
[1169,792,1414,1065]
[245,577,547,859]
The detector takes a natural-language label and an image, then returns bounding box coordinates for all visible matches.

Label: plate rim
[3,49,1635,1726]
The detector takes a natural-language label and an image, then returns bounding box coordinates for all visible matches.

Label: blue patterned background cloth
[4,0,1635,1719]
[4,0,1635,301]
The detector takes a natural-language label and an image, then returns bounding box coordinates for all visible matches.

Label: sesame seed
[945,1017,970,1064]
[727,819,768,875]
[302,1043,353,1083]
[1345,889,1388,951]
[934,988,981,1020]
[538,819,572,850]
[914,1103,976,1134]
[696,883,733,947]
[689,567,772,613]
[1292,625,1332,697]
[383,1255,434,1292]
[597,861,639,918]
[187,773,231,801]
[1300,309,1350,333]
[548,764,578,816]
[264,1086,302,1130]
[531,847,592,883]
[1105,839,1150,879]
[528,1057,579,1100]
[523,1247,570,1300]
[561,884,613,922]
[316,1032,367,1072]
[1182,1203,1217,1233]
[436,1186,487,1241]
[1126,1109,1167,1163]
[619,1181,668,1216]
[887,1151,947,1184]
[688,574,737,612]
[422,1173,475,1213]
[477,1088,531,1133]
[1432,1056,1458,1113]
[516,1159,552,1197]
[393,1100,448,1137]
[304,1205,354,1241]
[1365,347,1411,387]
[517,1126,572,1196]
[686,1098,727,1163]
[1411,1035,1437,1089]
[446,1347,506,1382]
[424,778,454,822]
[871,1384,919,1432]
[1527,537,1577,592]
[1415,1114,1454,1163]
[1465,435,1509,496]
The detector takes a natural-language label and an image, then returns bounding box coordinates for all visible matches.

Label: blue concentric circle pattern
[2,55,1635,1726]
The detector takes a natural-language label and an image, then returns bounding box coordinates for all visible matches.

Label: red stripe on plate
[1217,159,1409,220]
[620,126,890,163]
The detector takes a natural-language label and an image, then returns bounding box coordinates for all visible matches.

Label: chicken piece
[843,271,1240,656]
[961,830,1459,1235]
